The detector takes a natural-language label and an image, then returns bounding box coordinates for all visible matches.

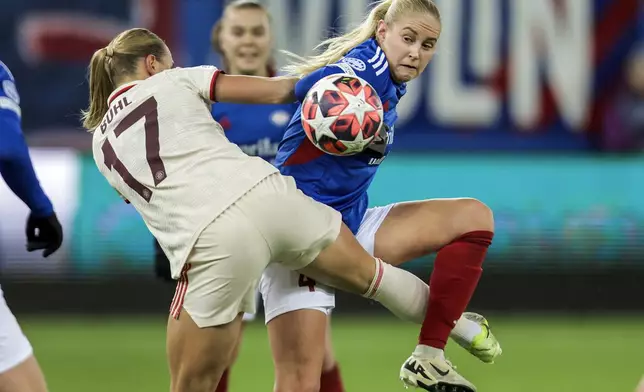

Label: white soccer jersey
[92,66,278,278]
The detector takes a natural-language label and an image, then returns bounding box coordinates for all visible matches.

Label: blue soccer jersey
[213,102,298,163]
[274,38,407,233]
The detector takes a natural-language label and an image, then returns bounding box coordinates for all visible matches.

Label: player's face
[377,13,441,83]
[219,8,272,75]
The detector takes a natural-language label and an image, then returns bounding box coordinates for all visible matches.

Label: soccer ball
[301,74,384,156]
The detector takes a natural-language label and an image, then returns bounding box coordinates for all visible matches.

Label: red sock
[419,230,493,349]
[320,364,345,392]
[215,368,229,392]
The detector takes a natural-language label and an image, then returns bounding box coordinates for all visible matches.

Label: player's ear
[376,20,388,43]
[144,54,159,76]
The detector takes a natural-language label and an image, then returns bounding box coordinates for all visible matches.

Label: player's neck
[115,69,149,89]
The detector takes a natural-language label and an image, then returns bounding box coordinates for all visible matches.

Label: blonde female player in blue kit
[261,1,503,391]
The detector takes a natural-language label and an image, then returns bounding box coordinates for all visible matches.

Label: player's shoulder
[0,61,15,82]
[0,60,21,118]
[344,39,387,73]
[160,65,220,93]
[164,65,220,81]
[334,39,391,87]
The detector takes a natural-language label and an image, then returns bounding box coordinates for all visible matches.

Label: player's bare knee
[172,367,223,392]
[453,198,494,234]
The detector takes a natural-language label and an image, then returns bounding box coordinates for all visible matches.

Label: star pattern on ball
[304,104,341,141]
[343,87,372,127]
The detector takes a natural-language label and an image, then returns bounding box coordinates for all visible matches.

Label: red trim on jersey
[108,85,136,105]
[170,263,192,319]
[283,138,325,166]
[209,70,223,102]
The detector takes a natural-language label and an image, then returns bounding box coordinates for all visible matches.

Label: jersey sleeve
[166,66,223,103]
[294,49,389,102]
[0,74,21,120]
[0,67,53,217]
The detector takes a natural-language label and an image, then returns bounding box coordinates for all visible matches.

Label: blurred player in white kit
[83,28,436,392]
[0,60,64,392]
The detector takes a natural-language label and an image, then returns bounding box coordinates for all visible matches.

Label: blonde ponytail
[282,0,440,77]
[81,28,167,131]
[283,0,392,77]
[81,47,114,130]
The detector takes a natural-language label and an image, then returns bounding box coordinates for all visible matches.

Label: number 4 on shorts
[298,274,316,292]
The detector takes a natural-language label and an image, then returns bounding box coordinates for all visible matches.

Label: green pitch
[20,315,644,391]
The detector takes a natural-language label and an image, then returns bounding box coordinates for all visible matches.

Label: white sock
[450,315,483,345]
[362,259,482,349]
[413,344,445,360]
[363,258,428,324]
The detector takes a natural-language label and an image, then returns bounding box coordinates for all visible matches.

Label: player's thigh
[167,311,243,392]
[172,200,271,328]
[322,315,338,372]
[373,198,494,265]
[248,174,343,271]
[267,309,329,392]
[260,262,335,325]
[0,289,45,392]
[247,174,377,294]
[166,200,270,387]
[0,356,47,392]
[260,263,333,389]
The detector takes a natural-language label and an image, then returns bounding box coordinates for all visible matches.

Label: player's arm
[214,74,298,105]
[168,66,298,105]
[0,81,63,257]
[0,107,53,217]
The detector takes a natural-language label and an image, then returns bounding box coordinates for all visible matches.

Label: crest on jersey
[2,80,20,104]
[340,57,366,72]
[270,110,291,127]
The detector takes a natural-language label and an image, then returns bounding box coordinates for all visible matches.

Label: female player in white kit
[83,27,437,392]
[155,2,344,389]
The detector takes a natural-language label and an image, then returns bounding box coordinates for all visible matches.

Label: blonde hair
[81,28,167,130]
[283,0,440,77]
[211,0,276,75]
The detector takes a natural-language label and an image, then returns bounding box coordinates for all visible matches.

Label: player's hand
[25,212,63,258]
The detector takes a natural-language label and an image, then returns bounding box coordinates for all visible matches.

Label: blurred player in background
[0,60,64,392]
[85,27,435,392]
[155,1,345,390]
[261,0,501,391]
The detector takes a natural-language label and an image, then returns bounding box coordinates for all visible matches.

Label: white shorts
[170,173,342,328]
[259,203,396,323]
[0,287,33,374]
[241,291,261,322]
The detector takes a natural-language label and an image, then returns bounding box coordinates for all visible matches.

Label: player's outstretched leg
[366,198,498,391]
[297,223,430,324]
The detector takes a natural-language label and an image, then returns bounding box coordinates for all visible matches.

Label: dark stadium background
[1,1,643,391]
